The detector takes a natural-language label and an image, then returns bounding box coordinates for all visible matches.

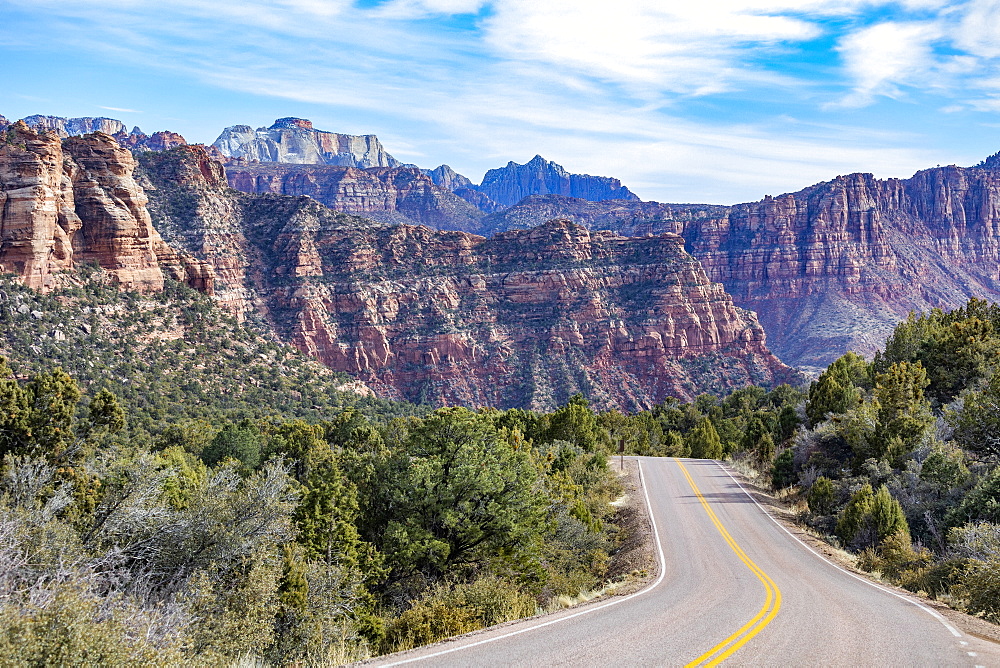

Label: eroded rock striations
[224,162,488,233]
[139,145,794,410]
[0,122,212,292]
[213,118,409,168]
[473,167,1000,373]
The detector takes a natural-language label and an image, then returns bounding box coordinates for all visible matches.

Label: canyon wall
[141,146,794,409]
[224,162,488,233]
[0,122,212,292]
[474,167,1000,373]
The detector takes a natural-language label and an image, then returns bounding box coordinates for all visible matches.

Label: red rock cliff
[0,122,212,293]
[477,167,1000,374]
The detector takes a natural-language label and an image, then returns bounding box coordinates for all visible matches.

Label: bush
[379,576,536,655]
[807,476,835,515]
[836,484,909,551]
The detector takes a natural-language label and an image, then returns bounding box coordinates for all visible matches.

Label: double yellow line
[676,459,782,667]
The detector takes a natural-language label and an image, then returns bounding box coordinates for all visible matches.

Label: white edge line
[714,460,964,639]
[376,458,669,666]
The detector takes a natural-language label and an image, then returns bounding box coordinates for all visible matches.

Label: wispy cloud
[1,0,998,202]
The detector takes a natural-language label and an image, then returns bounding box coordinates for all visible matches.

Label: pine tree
[687,417,722,459]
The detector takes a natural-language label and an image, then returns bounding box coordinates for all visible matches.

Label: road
[371,457,1000,667]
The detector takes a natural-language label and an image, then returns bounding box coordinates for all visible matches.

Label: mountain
[212,117,410,168]
[19,114,191,153]
[138,145,795,410]
[0,121,211,293]
[22,114,130,137]
[463,163,1000,374]
[477,155,640,208]
[223,162,488,233]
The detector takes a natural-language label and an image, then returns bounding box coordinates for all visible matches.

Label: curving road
[371,457,1000,667]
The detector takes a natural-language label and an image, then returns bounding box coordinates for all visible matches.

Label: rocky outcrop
[213,118,409,168]
[423,164,473,191]
[224,162,487,233]
[476,155,639,208]
[140,151,795,411]
[116,129,188,153]
[468,167,1000,374]
[19,115,191,153]
[0,122,212,293]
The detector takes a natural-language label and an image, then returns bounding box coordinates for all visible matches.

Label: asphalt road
[371,457,1000,667]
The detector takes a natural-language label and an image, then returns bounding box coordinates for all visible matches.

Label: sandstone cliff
[139,147,794,410]
[224,162,488,233]
[477,155,639,208]
[0,122,212,293]
[469,167,1000,374]
[213,117,409,168]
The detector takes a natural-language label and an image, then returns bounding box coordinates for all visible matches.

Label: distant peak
[270,117,313,130]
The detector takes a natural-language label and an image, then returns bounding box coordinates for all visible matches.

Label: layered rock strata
[224,162,487,233]
[140,150,794,410]
[0,122,212,292]
[472,167,1000,373]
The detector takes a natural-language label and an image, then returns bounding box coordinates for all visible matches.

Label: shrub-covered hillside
[0,268,418,436]
[0,270,645,663]
[776,298,1000,622]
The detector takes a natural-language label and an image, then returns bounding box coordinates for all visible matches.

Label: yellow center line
[676,458,782,667]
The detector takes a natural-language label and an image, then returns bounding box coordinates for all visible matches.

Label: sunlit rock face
[213,117,407,168]
[464,164,1000,375]
[0,122,212,293]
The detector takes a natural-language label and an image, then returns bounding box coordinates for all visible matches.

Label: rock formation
[0,122,212,293]
[139,145,795,410]
[224,162,487,233]
[22,115,129,137]
[212,118,409,168]
[476,155,639,208]
[469,166,1000,374]
[423,164,474,191]
[19,115,192,153]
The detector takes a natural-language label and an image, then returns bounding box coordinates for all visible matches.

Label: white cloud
[99,105,141,113]
[955,0,1000,59]
[833,21,941,107]
[480,0,827,94]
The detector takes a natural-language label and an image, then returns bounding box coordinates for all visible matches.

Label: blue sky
[2,0,1000,203]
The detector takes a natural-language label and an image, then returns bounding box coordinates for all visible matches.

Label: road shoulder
[723,463,1000,647]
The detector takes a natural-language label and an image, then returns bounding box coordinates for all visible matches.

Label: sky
[2,0,1000,204]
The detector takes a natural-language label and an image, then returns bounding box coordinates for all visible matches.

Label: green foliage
[806,352,869,427]
[377,408,546,582]
[687,416,722,459]
[771,449,796,488]
[0,582,183,667]
[953,372,1000,460]
[807,476,835,515]
[947,466,1000,527]
[950,522,1000,622]
[836,484,909,550]
[379,577,536,654]
[201,420,263,472]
